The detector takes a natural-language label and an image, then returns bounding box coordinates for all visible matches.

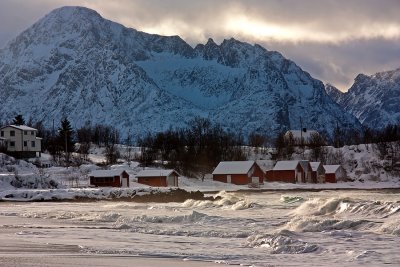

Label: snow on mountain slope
[326,70,400,129]
[0,6,360,139]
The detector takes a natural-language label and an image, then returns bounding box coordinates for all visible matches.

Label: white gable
[212,161,255,175]
[256,160,275,172]
[273,161,300,171]
[310,162,322,172]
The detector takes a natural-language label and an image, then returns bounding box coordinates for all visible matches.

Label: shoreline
[0,186,399,203]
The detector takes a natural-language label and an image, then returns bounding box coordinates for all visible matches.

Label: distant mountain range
[0,6,361,139]
[326,69,400,129]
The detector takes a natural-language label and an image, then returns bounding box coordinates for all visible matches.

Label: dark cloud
[0,0,399,91]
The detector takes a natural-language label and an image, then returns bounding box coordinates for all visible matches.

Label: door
[296,172,302,183]
[167,175,176,186]
[121,177,128,188]
[227,175,232,183]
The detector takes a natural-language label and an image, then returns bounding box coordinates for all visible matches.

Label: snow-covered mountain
[0,6,361,139]
[326,69,400,129]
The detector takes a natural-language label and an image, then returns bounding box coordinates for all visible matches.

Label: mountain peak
[0,6,362,138]
[329,68,400,128]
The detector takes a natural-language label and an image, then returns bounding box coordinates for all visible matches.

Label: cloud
[0,0,399,91]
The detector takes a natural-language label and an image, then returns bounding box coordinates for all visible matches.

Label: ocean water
[0,190,399,266]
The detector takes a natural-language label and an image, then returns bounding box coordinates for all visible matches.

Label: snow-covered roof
[136,169,179,177]
[324,165,341,174]
[310,162,322,171]
[89,169,127,177]
[285,130,319,140]
[0,125,38,131]
[299,160,310,172]
[273,161,300,171]
[212,161,256,175]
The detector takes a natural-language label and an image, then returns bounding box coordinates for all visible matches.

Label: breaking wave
[292,197,400,218]
[182,191,260,210]
[246,230,319,254]
[282,217,371,232]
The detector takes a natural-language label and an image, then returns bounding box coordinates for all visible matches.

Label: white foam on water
[246,230,319,254]
[282,216,371,232]
[182,191,260,210]
[280,195,304,204]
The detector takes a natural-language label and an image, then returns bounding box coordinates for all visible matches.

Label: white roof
[212,161,255,175]
[136,169,178,177]
[1,125,38,131]
[285,130,318,140]
[89,169,127,177]
[324,165,341,174]
[273,161,300,171]
[310,162,322,171]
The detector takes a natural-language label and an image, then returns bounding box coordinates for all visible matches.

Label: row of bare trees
[138,118,246,177]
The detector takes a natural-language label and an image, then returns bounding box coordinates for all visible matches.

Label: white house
[0,125,42,158]
[284,129,320,146]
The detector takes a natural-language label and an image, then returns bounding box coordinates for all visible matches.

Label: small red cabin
[310,162,325,183]
[136,169,179,187]
[89,170,129,187]
[270,161,304,183]
[212,161,264,185]
[324,165,346,183]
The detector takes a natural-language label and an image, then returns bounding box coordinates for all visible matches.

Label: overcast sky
[0,0,399,91]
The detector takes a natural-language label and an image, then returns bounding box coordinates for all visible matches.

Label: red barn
[310,162,325,183]
[136,169,179,187]
[324,165,346,183]
[270,161,304,183]
[212,161,264,185]
[89,170,129,187]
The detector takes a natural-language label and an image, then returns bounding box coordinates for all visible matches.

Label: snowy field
[1,190,399,266]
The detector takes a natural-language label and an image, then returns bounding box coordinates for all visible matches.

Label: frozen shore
[0,187,216,202]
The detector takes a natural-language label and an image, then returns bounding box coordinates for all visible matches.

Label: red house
[212,161,264,185]
[136,169,179,187]
[89,170,129,187]
[324,165,346,183]
[310,162,325,183]
[270,160,304,183]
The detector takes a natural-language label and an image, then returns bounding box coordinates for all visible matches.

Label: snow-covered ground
[0,143,399,202]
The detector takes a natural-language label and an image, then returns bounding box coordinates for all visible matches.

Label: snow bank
[0,187,216,202]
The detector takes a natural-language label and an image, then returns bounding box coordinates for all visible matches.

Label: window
[0,131,3,137]
[31,131,34,135]
[24,131,28,135]
[95,177,114,183]
[31,141,35,147]
[10,131,15,137]
[10,141,15,147]
[24,141,27,147]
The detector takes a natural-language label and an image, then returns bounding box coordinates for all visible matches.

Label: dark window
[10,131,15,137]
[31,141,35,147]
[10,141,15,147]
[24,141,27,147]
[0,131,3,137]
[31,131,34,135]
[24,131,28,135]
[95,177,114,183]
